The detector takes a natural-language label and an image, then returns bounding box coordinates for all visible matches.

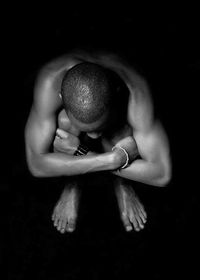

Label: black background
[1,5,199,279]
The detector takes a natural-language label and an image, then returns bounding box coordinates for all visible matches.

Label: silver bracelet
[112,145,129,169]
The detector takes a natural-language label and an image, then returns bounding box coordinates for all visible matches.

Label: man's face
[86,131,102,139]
[67,111,110,139]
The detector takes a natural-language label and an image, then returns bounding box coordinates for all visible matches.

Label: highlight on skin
[61,62,114,124]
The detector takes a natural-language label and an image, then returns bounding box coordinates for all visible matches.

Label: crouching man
[25,51,171,233]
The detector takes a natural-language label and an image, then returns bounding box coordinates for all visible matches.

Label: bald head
[61,62,114,124]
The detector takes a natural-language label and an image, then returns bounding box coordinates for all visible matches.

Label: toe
[66,218,76,232]
[138,206,147,224]
[134,199,147,224]
[60,218,67,234]
[139,211,147,224]
[57,219,63,232]
[135,214,144,229]
[121,212,133,232]
[54,215,59,227]
[138,202,147,220]
[129,211,140,231]
[133,205,145,229]
[60,227,65,234]
[52,211,56,221]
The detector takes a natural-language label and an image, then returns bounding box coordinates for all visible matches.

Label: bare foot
[115,184,147,232]
[52,186,80,234]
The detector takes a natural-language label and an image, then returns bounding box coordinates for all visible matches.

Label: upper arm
[25,107,57,155]
[91,51,171,173]
[25,70,61,166]
[128,85,171,179]
[25,54,82,157]
[73,50,171,170]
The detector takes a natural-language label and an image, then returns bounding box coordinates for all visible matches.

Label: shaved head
[61,62,114,124]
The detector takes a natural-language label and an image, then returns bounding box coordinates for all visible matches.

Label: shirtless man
[25,50,171,234]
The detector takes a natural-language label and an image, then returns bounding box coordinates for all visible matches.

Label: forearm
[113,159,170,187]
[28,151,115,178]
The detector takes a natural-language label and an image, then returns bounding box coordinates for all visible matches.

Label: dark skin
[52,111,143,233]
[25,51,171,233]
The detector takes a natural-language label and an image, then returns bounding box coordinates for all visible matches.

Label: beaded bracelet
[74,144,89,156]
[112,145,129,169]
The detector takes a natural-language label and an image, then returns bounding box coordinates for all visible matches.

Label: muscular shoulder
[127,78,154,132]
[33,54,83,118]
[33,72,61,118]
[36,54,83,92]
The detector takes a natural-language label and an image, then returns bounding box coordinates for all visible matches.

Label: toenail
[126,226,132,231]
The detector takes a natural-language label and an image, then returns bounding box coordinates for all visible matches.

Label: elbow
[26,154,47,178]
[30,166,45,178]
[27,161,45,178]
[156,165,172,187]
[157,174,171,187]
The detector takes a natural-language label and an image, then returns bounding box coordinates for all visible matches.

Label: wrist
[111,146,129,170]
[74,144,89,156]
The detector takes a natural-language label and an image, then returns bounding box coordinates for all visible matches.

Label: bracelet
[74,144,89,156]
[112,145,129,169]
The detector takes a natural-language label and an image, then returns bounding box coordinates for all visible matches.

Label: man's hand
[53,129,80,155]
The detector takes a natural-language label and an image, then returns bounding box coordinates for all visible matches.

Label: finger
[56,129,69,139]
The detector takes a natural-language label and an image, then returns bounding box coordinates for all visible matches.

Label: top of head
[61,62,114,125]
